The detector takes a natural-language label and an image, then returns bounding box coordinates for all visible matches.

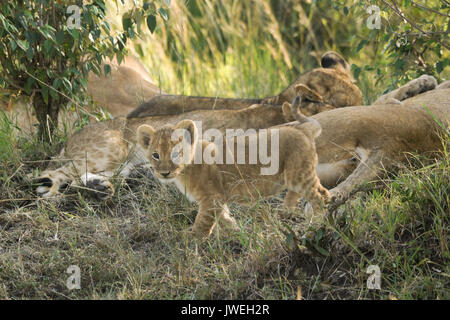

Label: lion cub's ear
[295,84,323,102]
[282,102,295,121]
[321,51,350,72]
[174,119,198,146]
[137,124,155,149]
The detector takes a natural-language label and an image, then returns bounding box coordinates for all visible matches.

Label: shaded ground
[1,148,448,299]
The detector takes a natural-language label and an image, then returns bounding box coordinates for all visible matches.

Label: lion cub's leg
[79,171,115,200]
[191,197,231,238]
[216,204,239,233]
[283,190,302,210]
[36,131,129,200]
[374,75,437,104]
[285,170,330,214]
[36,164,117,200]
[36,163,75,198]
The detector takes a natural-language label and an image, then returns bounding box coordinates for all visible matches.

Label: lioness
[136,116,329,237]
[281,77,449,202]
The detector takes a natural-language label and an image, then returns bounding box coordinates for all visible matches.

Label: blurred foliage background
[106,0,449,104]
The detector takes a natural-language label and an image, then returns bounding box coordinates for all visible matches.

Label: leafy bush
[0,0,166,141]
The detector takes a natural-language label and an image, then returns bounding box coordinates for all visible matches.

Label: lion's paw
[81,173,114,200]
[402,75,437,100]
[35,176,68,199]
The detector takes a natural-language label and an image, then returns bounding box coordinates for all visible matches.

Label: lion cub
[137,115,330,237]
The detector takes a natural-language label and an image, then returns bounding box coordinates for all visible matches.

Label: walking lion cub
[136,104,330,237]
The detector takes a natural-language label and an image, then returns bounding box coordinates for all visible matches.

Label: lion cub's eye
[152,152,160,161]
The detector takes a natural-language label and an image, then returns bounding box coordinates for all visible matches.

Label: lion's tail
[291,96,322,139]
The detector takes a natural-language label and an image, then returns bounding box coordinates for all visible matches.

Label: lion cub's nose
[161,171,171,177]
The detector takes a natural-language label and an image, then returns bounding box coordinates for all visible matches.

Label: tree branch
[380,0,450,50]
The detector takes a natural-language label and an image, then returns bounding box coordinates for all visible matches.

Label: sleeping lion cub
[136,107,330,237]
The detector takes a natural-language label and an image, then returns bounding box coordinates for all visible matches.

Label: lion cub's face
[137,120,197,181]
[282,84,335,120]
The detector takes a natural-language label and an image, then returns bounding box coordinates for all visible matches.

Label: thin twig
[411,1,450,18]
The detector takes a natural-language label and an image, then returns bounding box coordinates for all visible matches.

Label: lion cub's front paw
[35,177,54,198]
[180,226,206,240]
[81,173,114,200]
[185,224,214,239]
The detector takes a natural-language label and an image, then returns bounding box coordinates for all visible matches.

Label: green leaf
[394,58,406,71]
[44,39,53,54]
[56,30,65,45]
[52,78,62,90]
[146,14,156,33]
[79,78,87,90]
[436,59,449,74]
[41,86,49,105]
[436,61,444,74]
[158,8,168,21]
[24,77,35,95]
[117,34,127,50]
[356,39,368,53]
[104,63,111,76]
[351,64,362,80]
[26,46,34,61]
[313,244,329,257]
[16,40,29,52]
[122,16,132,31]
[9,39,17,52]
[62,78,73,93]
[49,85,59,100]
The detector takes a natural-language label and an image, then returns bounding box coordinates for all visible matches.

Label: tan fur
[32,82,328,199]
[33,102,293,199]
[136,119,329,237]
[281,77,449,201]
[86,55,161,117]
[373,75,437,105]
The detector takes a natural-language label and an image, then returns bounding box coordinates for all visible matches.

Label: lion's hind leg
[329,149,386,203]
[35,163,116,200]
